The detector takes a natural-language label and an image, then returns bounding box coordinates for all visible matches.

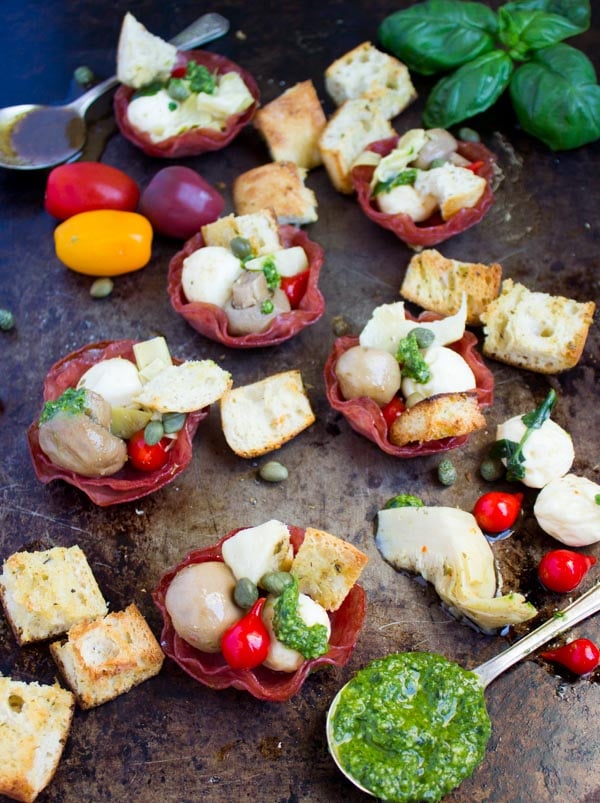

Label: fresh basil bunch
[378,0,600,150]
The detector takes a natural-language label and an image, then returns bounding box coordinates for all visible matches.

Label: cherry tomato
[280,270,310,308]
[538,549,596,593]
[45,162,140,220]
[541,638,600,675]
[54,210,153,276]
[220,596,270,670]
[465,160,485,174]
[127,430,170,472]
[139,166,224,239]
[382,396,406,429]
[473,491,523,533]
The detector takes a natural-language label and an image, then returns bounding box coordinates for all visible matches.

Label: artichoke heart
[375,506,537,631]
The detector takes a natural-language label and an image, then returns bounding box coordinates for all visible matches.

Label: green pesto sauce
[395,333,430,383]
[330,652,491,802]
[39,387,88,424]
[273,576,329,659]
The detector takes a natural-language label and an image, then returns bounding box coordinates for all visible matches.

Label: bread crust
[233,162,318,225]
[253,80,326,169]
[389,391,486,447]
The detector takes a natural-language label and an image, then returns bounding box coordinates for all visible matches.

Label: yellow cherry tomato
[54,210,153,276]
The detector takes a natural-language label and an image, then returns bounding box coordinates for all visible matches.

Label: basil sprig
[378,0,598,151]
[490,389,557,481]
[373,168,418,196]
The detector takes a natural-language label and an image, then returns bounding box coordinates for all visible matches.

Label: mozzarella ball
[534,474,600,546]
[401,346,475,401]
[336,346,401,405]
[181,246,243,307]
[164,561,243,652]
[261,593,331,672]
[496,415,574,489]
[376,183,437,221]
[77,357,143,408]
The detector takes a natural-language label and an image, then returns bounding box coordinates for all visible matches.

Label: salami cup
[324,312,494,458]
[351,137,496,249]
[168,225,325,348]
[27,340,207,507]
[153,526,367,702]
[114,50,260,159]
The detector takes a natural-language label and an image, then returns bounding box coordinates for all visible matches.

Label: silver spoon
[0,12,230,171]
[327,580,600,798]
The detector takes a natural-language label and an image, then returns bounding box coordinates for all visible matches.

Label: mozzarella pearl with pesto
[261,593,331,672]
[401,346,475,401]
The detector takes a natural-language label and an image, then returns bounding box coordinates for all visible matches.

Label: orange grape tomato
[54,210,153,276]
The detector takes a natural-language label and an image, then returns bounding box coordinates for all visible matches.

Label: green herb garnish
[384,493,424,509]
[39,387,88,425]
[185,60,217,94]
[261,298,274,315]
[261,258,281,290]
[595,494,600,506]
[395,332,431,383]
[132,79,165,100]
[490,389,557,481]
[373,168,418,195]
[273,575,329,659]
[168,101,178,111]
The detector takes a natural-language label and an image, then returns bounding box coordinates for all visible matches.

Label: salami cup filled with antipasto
[168,209,325,348]
[153,521,368,702]
[351,128,496,249]
[325,297,494,457]
[27,337,232,506]
[113,13,260,159]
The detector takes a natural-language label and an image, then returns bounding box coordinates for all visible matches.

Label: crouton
[389,392,486,446]
[233,162,318,225]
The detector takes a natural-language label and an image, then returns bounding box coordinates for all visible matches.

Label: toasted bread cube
[201,214,239,249]
[0,678,75,803]
[233,162,318,226]
[291,528,368,611]
[253,80,327,169]
[401,249,502,326]
[116,12,177,89]
[0,546,107,646]
[49,604,164,709]
[221,520,293,585]
[389,391,486,447]
[133,360,232,413]
[481,279,595,373]
[202,210,282,256]
[415,163,486,220]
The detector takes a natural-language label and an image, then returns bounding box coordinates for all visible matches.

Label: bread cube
[233,162,318,225]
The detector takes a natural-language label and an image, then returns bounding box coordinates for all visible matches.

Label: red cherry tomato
[538,549,596,593]
[127,430,170,473]
[45,162,140,220]
[541,638,600,675]
[465,160,485,173]
[473,491,523,533]
[220,596,270,670]
[139,166,224,239]
[382,396,406,429]
[280,270,309,308]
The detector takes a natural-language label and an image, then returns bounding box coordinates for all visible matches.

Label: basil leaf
[502,0,590,32]
[521,388,557,428]
[423,50,514,128]
[499,8,586,59]
[378,0,498,76]
[510,43,600,149]
[373,169,418,196]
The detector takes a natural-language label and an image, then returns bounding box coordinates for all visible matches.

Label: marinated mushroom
[38,388,127,477]
[412,128,458,169]
[335,345,401,406]
[224,271,291,335]
[164,561,244,652]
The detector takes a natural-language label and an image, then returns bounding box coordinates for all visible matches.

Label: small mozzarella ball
[261,593,331,673]
[496,415,574,489]
[401,346,475,401]
[534,474,600,546]
[376,183,438,221]
[181,246,243,307]
[77,357,143,408]
[164,561,243,652]
[336,346,401,405]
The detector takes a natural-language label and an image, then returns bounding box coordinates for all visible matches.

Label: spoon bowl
[327,580,600,800]
[0,12,230,171]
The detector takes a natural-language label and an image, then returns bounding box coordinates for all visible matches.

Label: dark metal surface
[1,2,599,802]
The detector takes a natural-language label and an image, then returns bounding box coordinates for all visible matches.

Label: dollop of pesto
[272,576,329,659]
[39,387,88,425]
[395,332,430,383]
[329,652,491,802]
[384,493,424,509]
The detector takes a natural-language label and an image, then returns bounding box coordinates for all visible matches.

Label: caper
[259,460,289,483]
[162,412,186,434]
[410,327,435,349]
[234,577,259,609]
[405,392,424,409]
[429,157,446,168]
[89,278,113,299]
[0,308,15,331]
[457,127,481,143]
[437,458,457,486]
[167,78,190,101]
[260,571,294,595]
[480,457,505,482]
[144,420,164,446]
[74,65,95,86]
[332,315,351,337]
[230,236,253,260]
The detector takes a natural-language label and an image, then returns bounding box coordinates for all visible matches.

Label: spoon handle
[474,581,600,688]
[68,12,230,116]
